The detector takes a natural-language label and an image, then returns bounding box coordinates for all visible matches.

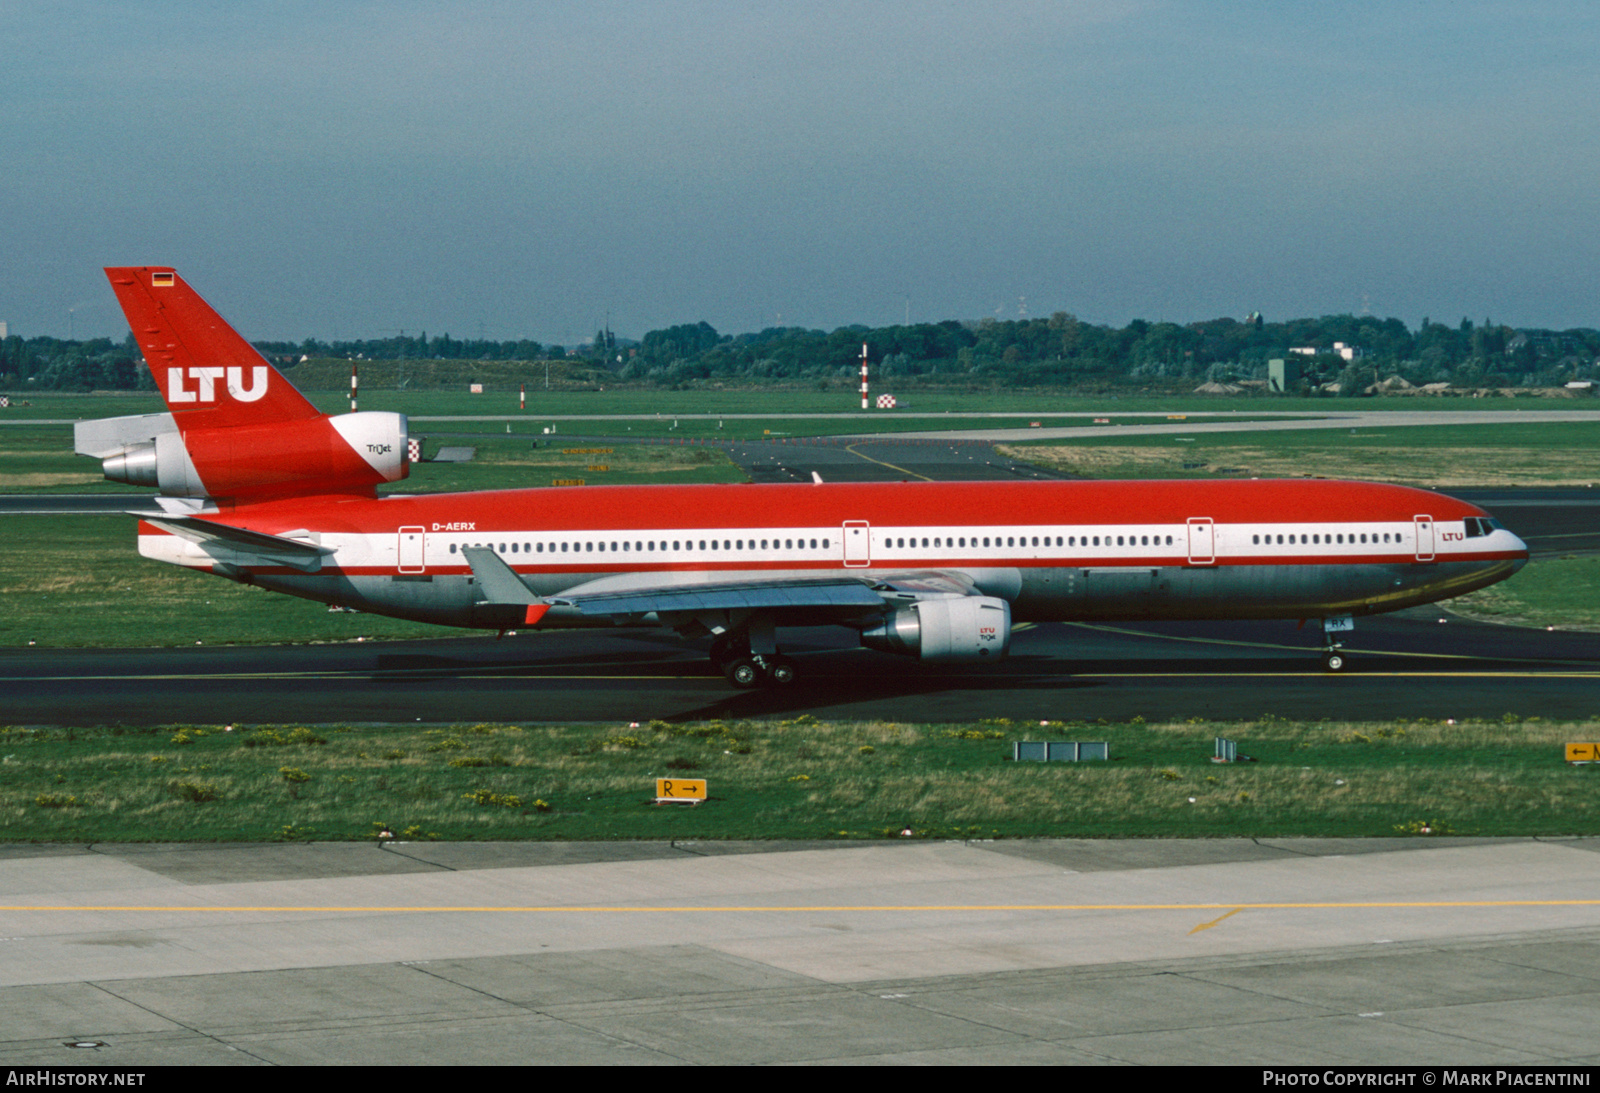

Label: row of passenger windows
[446,533,1187,558]
[1252,532,1399,545]
[440,528,1438,558]
[885,535,1176,548]
[448,537,831,556]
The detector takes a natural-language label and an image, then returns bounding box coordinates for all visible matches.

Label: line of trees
[4,313,1597,393]
[252,332,561,364]
[621,313,1600,392]
[0,333,151,393]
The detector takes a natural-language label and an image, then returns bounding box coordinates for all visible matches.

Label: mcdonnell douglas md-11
[73,267,1528,686]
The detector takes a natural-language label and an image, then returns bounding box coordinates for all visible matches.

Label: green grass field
[0,514,449,647]
[1446,555,1600,630]
[389,434,746,494]
[4,716,1596,842]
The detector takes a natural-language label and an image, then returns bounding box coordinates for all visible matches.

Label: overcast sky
[5,1,1598,344]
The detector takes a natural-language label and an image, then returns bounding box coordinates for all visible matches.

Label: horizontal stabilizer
[74,412,178,459]
[139,515,332,571]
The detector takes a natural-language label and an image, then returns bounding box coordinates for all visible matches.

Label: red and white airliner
[76,267,1528,686]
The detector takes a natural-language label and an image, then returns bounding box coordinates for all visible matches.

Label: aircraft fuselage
[136,477,1526,631]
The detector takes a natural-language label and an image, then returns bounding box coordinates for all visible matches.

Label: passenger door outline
[1186,517,1215,565]
[398,526,426,573]
[1414,515,1435,561]
[843,521,871,567]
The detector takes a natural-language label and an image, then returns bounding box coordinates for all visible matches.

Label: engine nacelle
[101,431,204,495]
[328,412,409,484]
[861,596,1012,660]
[100,411,409,499]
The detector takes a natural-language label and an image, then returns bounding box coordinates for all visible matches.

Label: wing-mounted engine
[861,595,1012,660]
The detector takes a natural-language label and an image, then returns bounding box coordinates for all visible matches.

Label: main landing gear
[710,634,797,689]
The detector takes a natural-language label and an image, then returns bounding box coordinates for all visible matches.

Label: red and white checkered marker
[876,394,896,409]
[407,437,422,463]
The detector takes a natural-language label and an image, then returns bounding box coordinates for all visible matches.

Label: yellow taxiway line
[843,443,934,481]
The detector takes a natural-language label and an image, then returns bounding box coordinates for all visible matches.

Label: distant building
[0,321,8,339]
[1289,342,1361,361]
[1268,358,1300,393]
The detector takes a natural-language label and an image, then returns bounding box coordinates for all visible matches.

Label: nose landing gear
[1320,615,1354,672]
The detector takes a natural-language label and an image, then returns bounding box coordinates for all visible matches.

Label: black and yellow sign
[587,464,610,472]
[551,478,586,487]
[1566,743,1598,762]
[655,778,706,802]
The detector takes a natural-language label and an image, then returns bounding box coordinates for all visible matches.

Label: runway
[3,837,1598,1065]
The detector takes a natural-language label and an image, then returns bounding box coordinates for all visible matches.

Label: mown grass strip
[4,716,1597,843]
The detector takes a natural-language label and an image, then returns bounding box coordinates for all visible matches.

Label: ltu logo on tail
[166,366,269,404]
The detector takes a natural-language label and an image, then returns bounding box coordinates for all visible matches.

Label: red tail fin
[99,267,408,502]
[104,267,322,429]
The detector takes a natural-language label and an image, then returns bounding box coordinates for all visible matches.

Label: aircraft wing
[461,552,989,631]
[546,576,888,619]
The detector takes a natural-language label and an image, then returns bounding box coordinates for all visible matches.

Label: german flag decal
[151,271,175,287]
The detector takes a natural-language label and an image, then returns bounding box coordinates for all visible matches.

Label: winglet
[812,471,824,484]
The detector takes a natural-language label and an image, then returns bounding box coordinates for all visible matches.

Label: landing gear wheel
[765,656,797,686]
[723,657,763,689]
[1323,651,1346,672]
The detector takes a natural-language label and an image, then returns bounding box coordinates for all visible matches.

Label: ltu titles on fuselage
[79,266,1530,690]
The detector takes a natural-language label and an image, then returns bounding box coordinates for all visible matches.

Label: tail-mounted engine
[861,596,1012,660]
